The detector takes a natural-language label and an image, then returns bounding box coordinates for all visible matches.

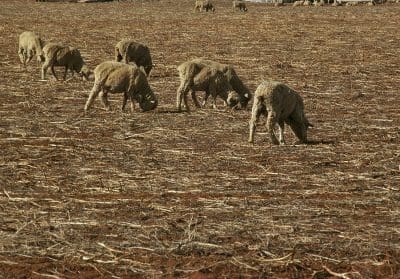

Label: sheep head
[137,91,158,112]
[79,65,92,81]
[226,91,240,108]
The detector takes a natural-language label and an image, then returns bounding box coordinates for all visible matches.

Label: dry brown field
[1,0,400,278]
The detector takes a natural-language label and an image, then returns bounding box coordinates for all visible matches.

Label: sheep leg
[211,96,218,109]
[122,92,128,111]
[202,91,210,108]
[41,61,51,80]
[50,66,59,80]
[100,90,111,111]
[278,120,285,145]
[129,93,136,113]
[176,81,190,112]
[115,49,122,62]
[26,49,34,64]
[84,83,102,112]
[248,99,264,143]
[182,89,190,112]
[190,90,202,108]
[209,85,218,110]
[123,54,129,64]
[287,113,307,143]
[266,112,280,145]
[18,47,25,65]
[63,66,69,80]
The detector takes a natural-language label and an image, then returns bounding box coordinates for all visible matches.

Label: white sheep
[18,31,45,66]
[248,81,313,144]
[176,62,239,112]
[41,43,91,81]
[115,39,153,77]
[84,61,158,113]
[233,0,248,11]
[303,0,311,5]
[194,0,215,12]
[313,0,324,6]
[331,0,342,5]
[186,58,251,109]
[293,0,304,6]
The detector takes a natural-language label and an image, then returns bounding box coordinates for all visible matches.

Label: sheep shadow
[306,139,337,145]
[157,108,188,114]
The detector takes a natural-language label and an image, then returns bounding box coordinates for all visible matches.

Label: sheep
[313,0,324,6]
[184,58,251,109]
[84,61,158,113]
[194,0,215,12]
[274,1,284,6]
[233,0,248,11]
[114,39,153,77]
[293,0,304,6]
[303,0,311,5]
[176,62,239,112]
[18,31,45,66]
[248,81,313,145]
[345,1,358,5]
[41,43,91,81]
[331,0,342,5]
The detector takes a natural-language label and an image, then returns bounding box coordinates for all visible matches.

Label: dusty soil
[0,0,399,278]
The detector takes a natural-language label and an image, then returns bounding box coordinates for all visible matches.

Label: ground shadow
[306,139,337,145]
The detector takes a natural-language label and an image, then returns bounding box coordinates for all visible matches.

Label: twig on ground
[323,265,362,279]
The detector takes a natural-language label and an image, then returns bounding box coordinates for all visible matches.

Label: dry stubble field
[0,0,400,278]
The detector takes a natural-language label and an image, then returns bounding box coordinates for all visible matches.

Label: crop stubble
[0,0,399,277]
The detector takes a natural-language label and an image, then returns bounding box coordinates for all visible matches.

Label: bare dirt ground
[0,0,399,278]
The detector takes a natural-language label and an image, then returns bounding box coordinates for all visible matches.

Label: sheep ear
[244,93,249,99]
[307,122,314,128]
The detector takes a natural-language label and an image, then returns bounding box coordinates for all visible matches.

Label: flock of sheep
[18,28,313,145]
[194,0,382,9]
[195,0,248,12]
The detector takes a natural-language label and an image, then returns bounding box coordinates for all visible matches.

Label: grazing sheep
[186,58,251,109]
[314,0,324,6]
[248,81,313,145]
[84,61,158,113]
[274,1,284,6]
[293,0,304,6]
[18,31,45,66]
[176,62,239,112]
[194,0,215,12]
[345,1,358,5]
[115,39,153,77]
[233,0,248,11]
[303,0,311,5]
[366,0,375,5]
[41,43,91,81]
[332,0,342,5]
